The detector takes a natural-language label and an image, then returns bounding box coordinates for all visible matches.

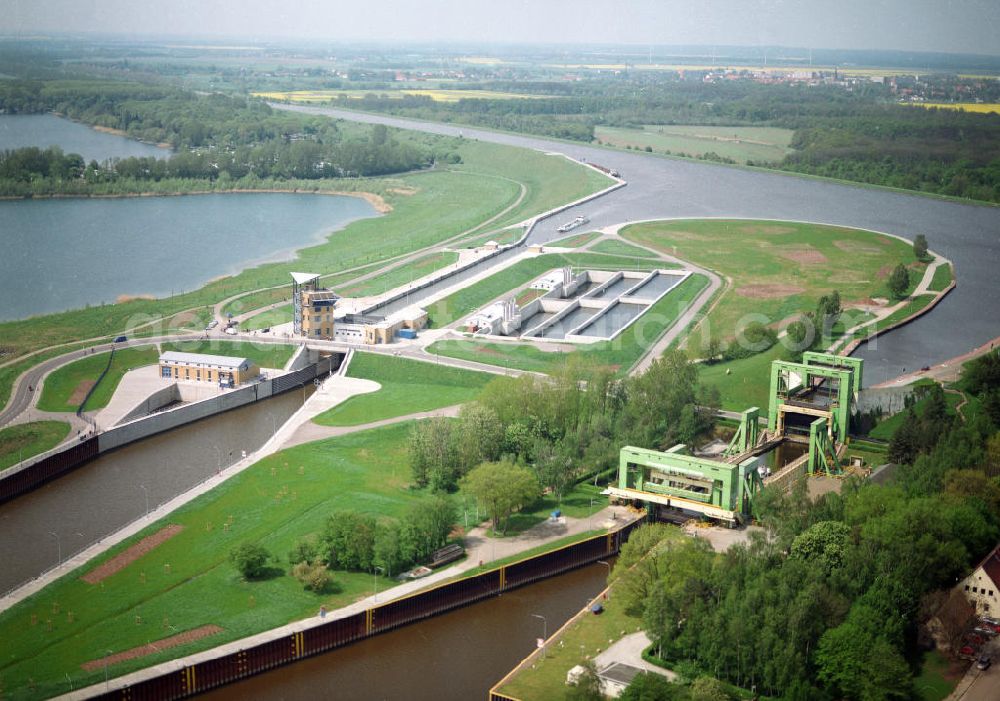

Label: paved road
[276,104,1000,381]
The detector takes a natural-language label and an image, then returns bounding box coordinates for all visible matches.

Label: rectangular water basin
[534,305,599,339]
[575,301,645,338]
[625,272,683,299]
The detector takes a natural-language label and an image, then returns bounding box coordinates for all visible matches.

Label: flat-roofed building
[292,272,338,340]
[159,351,259,388]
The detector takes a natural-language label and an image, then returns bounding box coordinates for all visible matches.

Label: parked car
[205,320,219,330]
[113,335,127,343]
[977,654,992,670]
[224,327,238,335]
[974,626,998,638]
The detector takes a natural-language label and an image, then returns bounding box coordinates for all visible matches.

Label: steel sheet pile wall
[0,436,99,503]
[89,521,641,700]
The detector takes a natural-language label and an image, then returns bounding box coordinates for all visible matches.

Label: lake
[0,193,378,321]
[0,113,172,162]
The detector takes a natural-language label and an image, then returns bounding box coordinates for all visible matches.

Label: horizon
[4,0,1000,57]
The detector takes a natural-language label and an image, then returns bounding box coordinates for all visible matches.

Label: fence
[87,519,642,700]
[0,355,341,505]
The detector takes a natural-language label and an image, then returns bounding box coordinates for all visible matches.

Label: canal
[0,387,311,594]
[200,561,610,701]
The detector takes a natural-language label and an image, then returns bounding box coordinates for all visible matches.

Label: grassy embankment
[159,340,296,371]
[594,124,796,164]
[0,422,443,700]
[36,346,160,413]
[549,231,601,248]
[313,352,495,426]
[0,137,610,409]
[621,220,932,411]
[589,238,661,258]
[335,251,460,298]
[0,421,71,471]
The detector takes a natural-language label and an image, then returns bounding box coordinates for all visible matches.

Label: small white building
[959,544,1000,616]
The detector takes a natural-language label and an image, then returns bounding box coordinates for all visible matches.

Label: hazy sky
[5,0,1000,55]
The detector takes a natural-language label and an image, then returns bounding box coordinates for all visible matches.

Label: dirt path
[81,625,222,671]
[81,524,184,584]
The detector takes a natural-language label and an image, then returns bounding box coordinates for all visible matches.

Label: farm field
[254,89,550,103]
[313,352,495,426]
[0,422,442,700]
[160,340,296,370]
[36,345,159,413]
[594,125,795,164]
[912,102,1000,115]
[0,420,71,471]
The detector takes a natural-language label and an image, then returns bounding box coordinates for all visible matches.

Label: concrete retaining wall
[116,384,181,425]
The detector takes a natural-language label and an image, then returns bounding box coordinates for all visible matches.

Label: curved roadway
[276,104,1000,380]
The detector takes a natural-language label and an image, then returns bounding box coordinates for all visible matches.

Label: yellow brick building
[292,272,337,340]
[159,351,260,388]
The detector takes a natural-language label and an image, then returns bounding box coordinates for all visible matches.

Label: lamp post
[104,649,113,691]
[139,484,149,518]
[49,531,61,566]
[212,445,221,474]
[373,566,385,602]
[531,613,547,658]
[597,560,612,599]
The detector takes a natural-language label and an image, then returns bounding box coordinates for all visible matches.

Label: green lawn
[913,649,961,701]
[461,228,525,248]
[699,345,788,414]
[0,422,440,700]
[426,252,665,328]
[0,421,71,471]
[160,340,296,370]
[549,231,601,248]
[490,482,606,537]
[337,251,459,298]
[313,352,495,426]
[429,274,709,375]
[927,263,954,292]
[243,305,293,331]
[594,124,795,164]
[36,346,160,413]
[496,574,642,700]
[589,238,661,258]
[623,219,919,348]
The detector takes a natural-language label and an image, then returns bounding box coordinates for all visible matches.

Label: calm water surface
[0,193,377,321]
[0,113,171,162]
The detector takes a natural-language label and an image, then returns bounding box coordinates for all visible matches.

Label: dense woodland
[594,350,1000,701]
[0,80,440,195]
[408,353,718,496]
[346,80,1000,203]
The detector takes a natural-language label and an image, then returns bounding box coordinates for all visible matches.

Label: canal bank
[58,522,637,701]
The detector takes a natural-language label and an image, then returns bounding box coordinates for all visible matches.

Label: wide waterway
[0,388,310,594]
[200,560,610,701]
[280,104,1000,380]
[0,193,377,321]
[0,113,171,163]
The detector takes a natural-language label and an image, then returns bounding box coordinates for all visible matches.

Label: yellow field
[254,89,547,103]
[911,102,1000,115]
